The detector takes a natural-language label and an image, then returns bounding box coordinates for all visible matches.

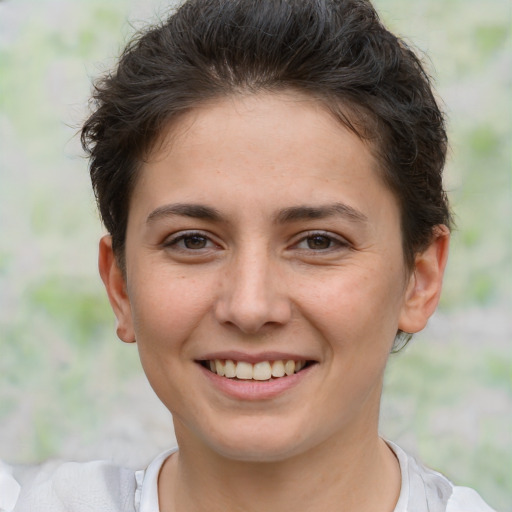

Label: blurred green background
[0,0,510,510]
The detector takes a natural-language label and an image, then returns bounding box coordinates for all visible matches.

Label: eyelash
[292,231,350,252]
[162,230,350,255]
[163,231,218,251]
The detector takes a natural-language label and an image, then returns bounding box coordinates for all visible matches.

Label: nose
[214,248,292,334]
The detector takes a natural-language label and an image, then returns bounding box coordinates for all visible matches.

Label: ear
[98,235,136,343]
[398,225,450,334]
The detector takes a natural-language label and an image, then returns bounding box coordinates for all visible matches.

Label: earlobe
[398,225,450,334]
[98,235,136,343]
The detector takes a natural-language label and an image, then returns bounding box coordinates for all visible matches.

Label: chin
[212,438,303,463]
[197,417,319,463]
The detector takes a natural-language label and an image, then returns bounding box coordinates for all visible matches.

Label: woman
[4,0,496,510]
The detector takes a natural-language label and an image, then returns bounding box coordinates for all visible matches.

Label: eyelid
[162,230,221,250]
[291,230,351,251]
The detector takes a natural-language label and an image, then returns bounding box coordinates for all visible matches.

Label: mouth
[199,359,315,381]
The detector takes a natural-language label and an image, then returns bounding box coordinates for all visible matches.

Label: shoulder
[446,486,496,512]
[387,442,496,512]
[5,459,137,512]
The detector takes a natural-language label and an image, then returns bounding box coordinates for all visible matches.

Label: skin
[99,92,449,512]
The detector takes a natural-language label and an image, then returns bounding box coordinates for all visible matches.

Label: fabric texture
[3,443,495,512]
[8,459,137,512]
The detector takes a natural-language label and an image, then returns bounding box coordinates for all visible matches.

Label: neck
[158,420,401,512]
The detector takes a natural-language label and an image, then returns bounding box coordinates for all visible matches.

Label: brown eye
[183,235,208,249]
[306,235,332,250]
[164,231,219,253]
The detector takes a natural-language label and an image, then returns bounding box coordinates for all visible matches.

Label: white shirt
[2,443,495,512]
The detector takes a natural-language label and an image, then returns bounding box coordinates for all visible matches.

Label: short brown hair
[82,0,452,270]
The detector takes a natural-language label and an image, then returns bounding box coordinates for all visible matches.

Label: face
[100,92,447,462]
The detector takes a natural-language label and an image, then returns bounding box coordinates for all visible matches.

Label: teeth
[207,359,307,380]
[235,361,253,380]
[224,359,236,378]
[215,359,225,377]
[271,360,285,377]
[253,361,272,381]
[284,360,296,376]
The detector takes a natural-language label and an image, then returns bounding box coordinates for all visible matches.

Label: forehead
[131,91,399,225]
[150,90,381,165]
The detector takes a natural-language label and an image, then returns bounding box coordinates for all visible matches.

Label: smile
[201,359,310,381]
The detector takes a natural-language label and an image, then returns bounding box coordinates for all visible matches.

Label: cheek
[294,263,405,349]
[128,271,216,353]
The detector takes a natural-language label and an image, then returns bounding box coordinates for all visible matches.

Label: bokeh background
[0,0,510,509]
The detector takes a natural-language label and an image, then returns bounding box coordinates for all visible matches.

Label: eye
[304,234,333,250]
[163,231,218,251]
[180,234,209,249]
[293,231,349,252]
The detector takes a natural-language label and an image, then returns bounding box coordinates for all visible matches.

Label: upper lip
[196,350,317,364]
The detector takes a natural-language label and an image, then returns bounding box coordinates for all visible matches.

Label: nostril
[213,276,292,333]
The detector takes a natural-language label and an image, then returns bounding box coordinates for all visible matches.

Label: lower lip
[198,363,314,400]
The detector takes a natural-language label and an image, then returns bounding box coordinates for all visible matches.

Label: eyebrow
[146,203,223,224]
[146,201,368,225]
[274,203,368,224]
